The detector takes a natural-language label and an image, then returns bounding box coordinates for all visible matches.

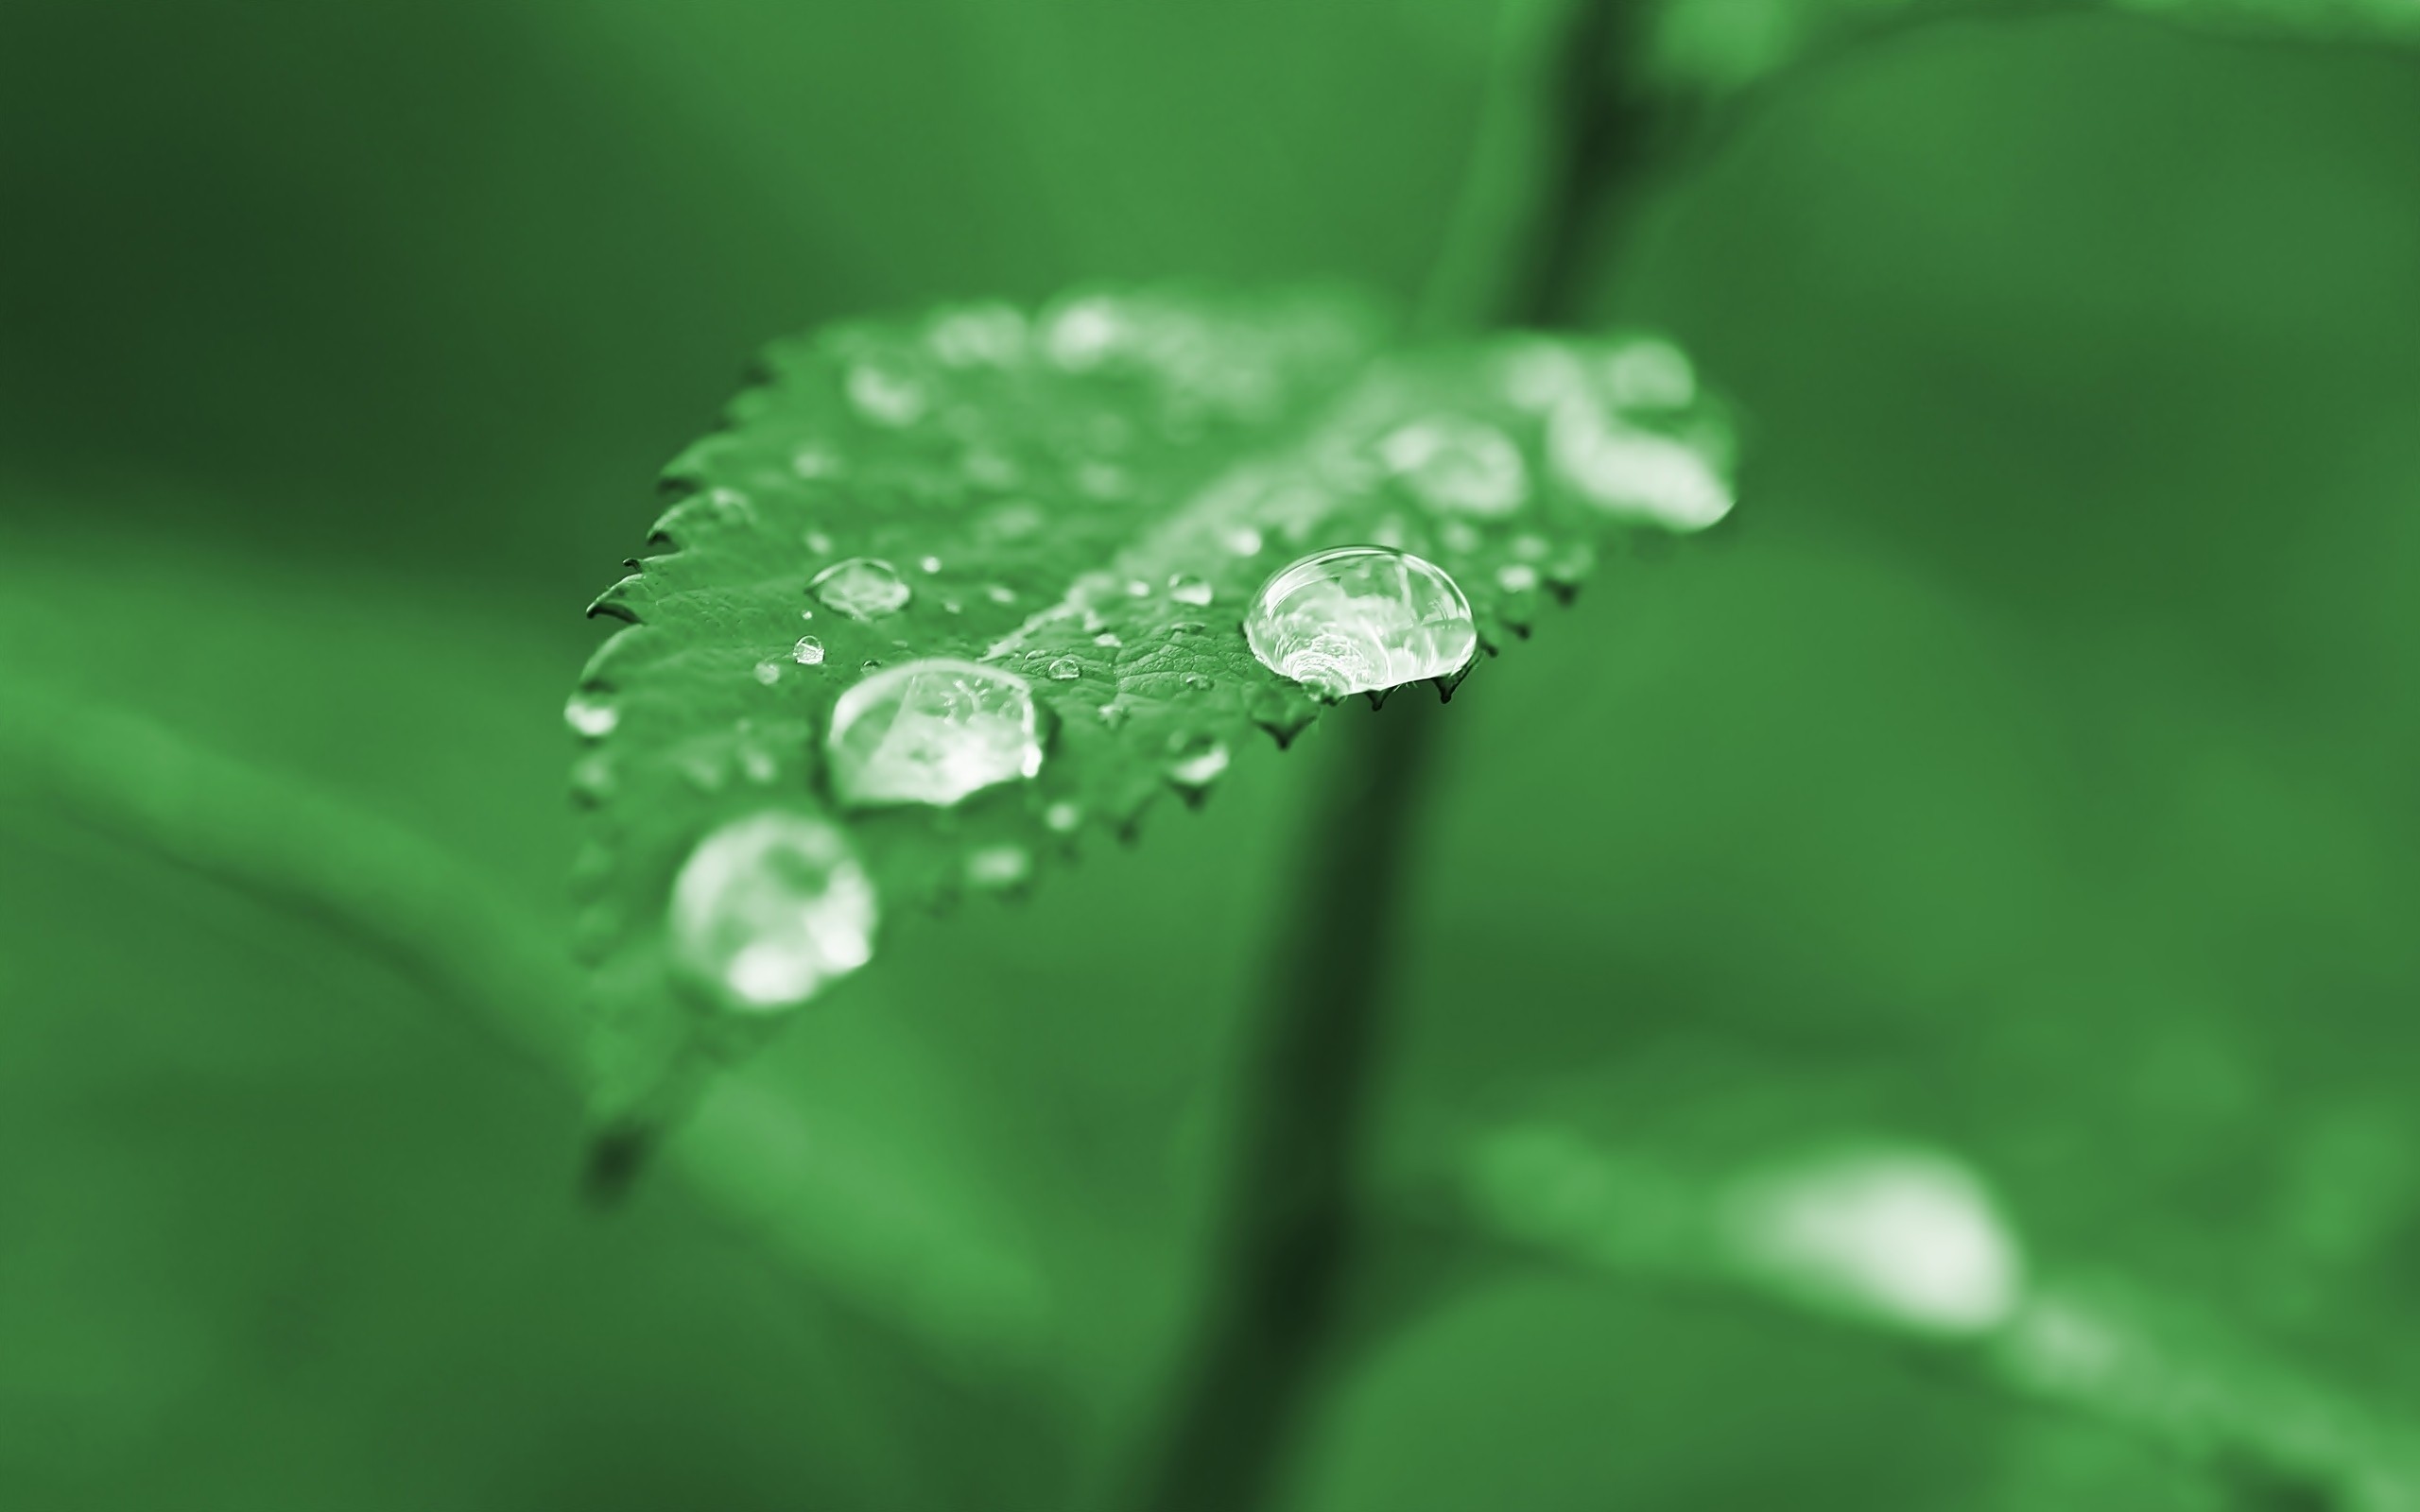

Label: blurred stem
[1130,707,1440,1512]
[1132,5,1630,1509]
[0,675,578,1073]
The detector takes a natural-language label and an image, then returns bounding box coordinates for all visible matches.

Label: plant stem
[1127,704,1441,1512]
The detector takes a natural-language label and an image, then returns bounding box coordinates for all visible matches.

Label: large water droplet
[1717,1144,2024,1338]
[564,696,618,739]
[1244,547,1478,700]
[1379,415,1529,516]
[812,558,912,620]
[668,810,876,1012]
[792,636,826,666]
[1549,398,1732,531]
[826,659,1044,808]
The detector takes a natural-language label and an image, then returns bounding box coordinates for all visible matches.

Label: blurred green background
[4,3,2418,1507]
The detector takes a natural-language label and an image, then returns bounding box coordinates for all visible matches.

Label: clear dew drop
[1167,736,1230,789]
[753,660,783,686]
[1167,573,1214,607]
[1226,526,1265,557]
[1378,415,1529,517]
[1046,657,1082,681]
[804,529,835,556]
[964,843,1032,890]
[792,636,826,666]
[1124,578,1152,598]
[1093,632,1123,648]
[812,558,913,620]
[985,583,1018,606]
[564,696,618,740]
[918,556,942,574]
[826,659,1044,809]
[1496,563,1541,594]
[1044,800,1082,833]
[861,659,884,674]
[1549,397,1732,532]
[847,360,929,427]
[1243,546,1478,700]
[668,810,877,1013]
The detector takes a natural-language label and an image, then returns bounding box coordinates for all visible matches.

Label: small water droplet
[564,696,618,739]
[1093,632,1123,648]
[1167,573,1214,607]
[668,810,876,1012]
[826,659,1044,808]
[753,660,783,686]
[1125,579,1152,598]
[1166,736,1230,789]
[1549,399,1732,531]
[1226,526,1265,557]
[848,360,928,427]
[792,636,826,666]
[1511,533,1549,561]
[812,558,912,620]
[1045,800,1081,833]
[1496,563,1540,594]
[985,584,1017,606]
[738,744,779,784]
[918,556,942,575]
[1046,657,1082,680]
[1168,621,1208,637]
[1603,335,1697,411]
[1180,673,1211,694]
[1379,415,1529,517]
[1244,547,1478,700]
[804,529,835,555]
[861,659,884,674]
[942,598,963,614]
[1097,700,1129,728]
[964,843,1033,890]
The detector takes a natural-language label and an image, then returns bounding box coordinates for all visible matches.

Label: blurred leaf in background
[3,1,2418,1509]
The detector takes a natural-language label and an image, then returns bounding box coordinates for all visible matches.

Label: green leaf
[573,285,1737,1123]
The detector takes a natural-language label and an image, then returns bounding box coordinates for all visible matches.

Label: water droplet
[668,810,876,1012]
[1046,297,1123,370]
[1511,533,1549,561]
[985,583,1017,606]
[1718,1144,2024,1338]
[1093,632,1123,648]
[1046,657,1082,680]
[1167,736,1230,789]
[1226,526,1265,557]
[1244,547,1478,700]
[942,599,963,615]
[812,558,912,620]
[1379,415,1529,516]
[792,636,826,666]
[1045,800,1081,833]
[1496,563,1540,594]
[804,529,835,555]
[826,659,1044,808]
[964,843,1033,890]
[918,556,942,575]
[1603,335,1697,410]
[860,659,884,675]
[1097,700,1129,728]
[1180,673,1211,694]
[1125,579,1152,598]
[1167,573,1214,607]
[564,696,618,739]
[1549,399,1732,531]
[848,360,928,427]
[1168,621,1208,637]
[753,660,783,686]
[738,744,779,784]
[927,302,1028,368]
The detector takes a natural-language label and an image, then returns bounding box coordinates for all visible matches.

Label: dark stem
[1127,705,1441,1512]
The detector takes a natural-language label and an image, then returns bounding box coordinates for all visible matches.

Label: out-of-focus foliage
[2,3,2417,1510]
